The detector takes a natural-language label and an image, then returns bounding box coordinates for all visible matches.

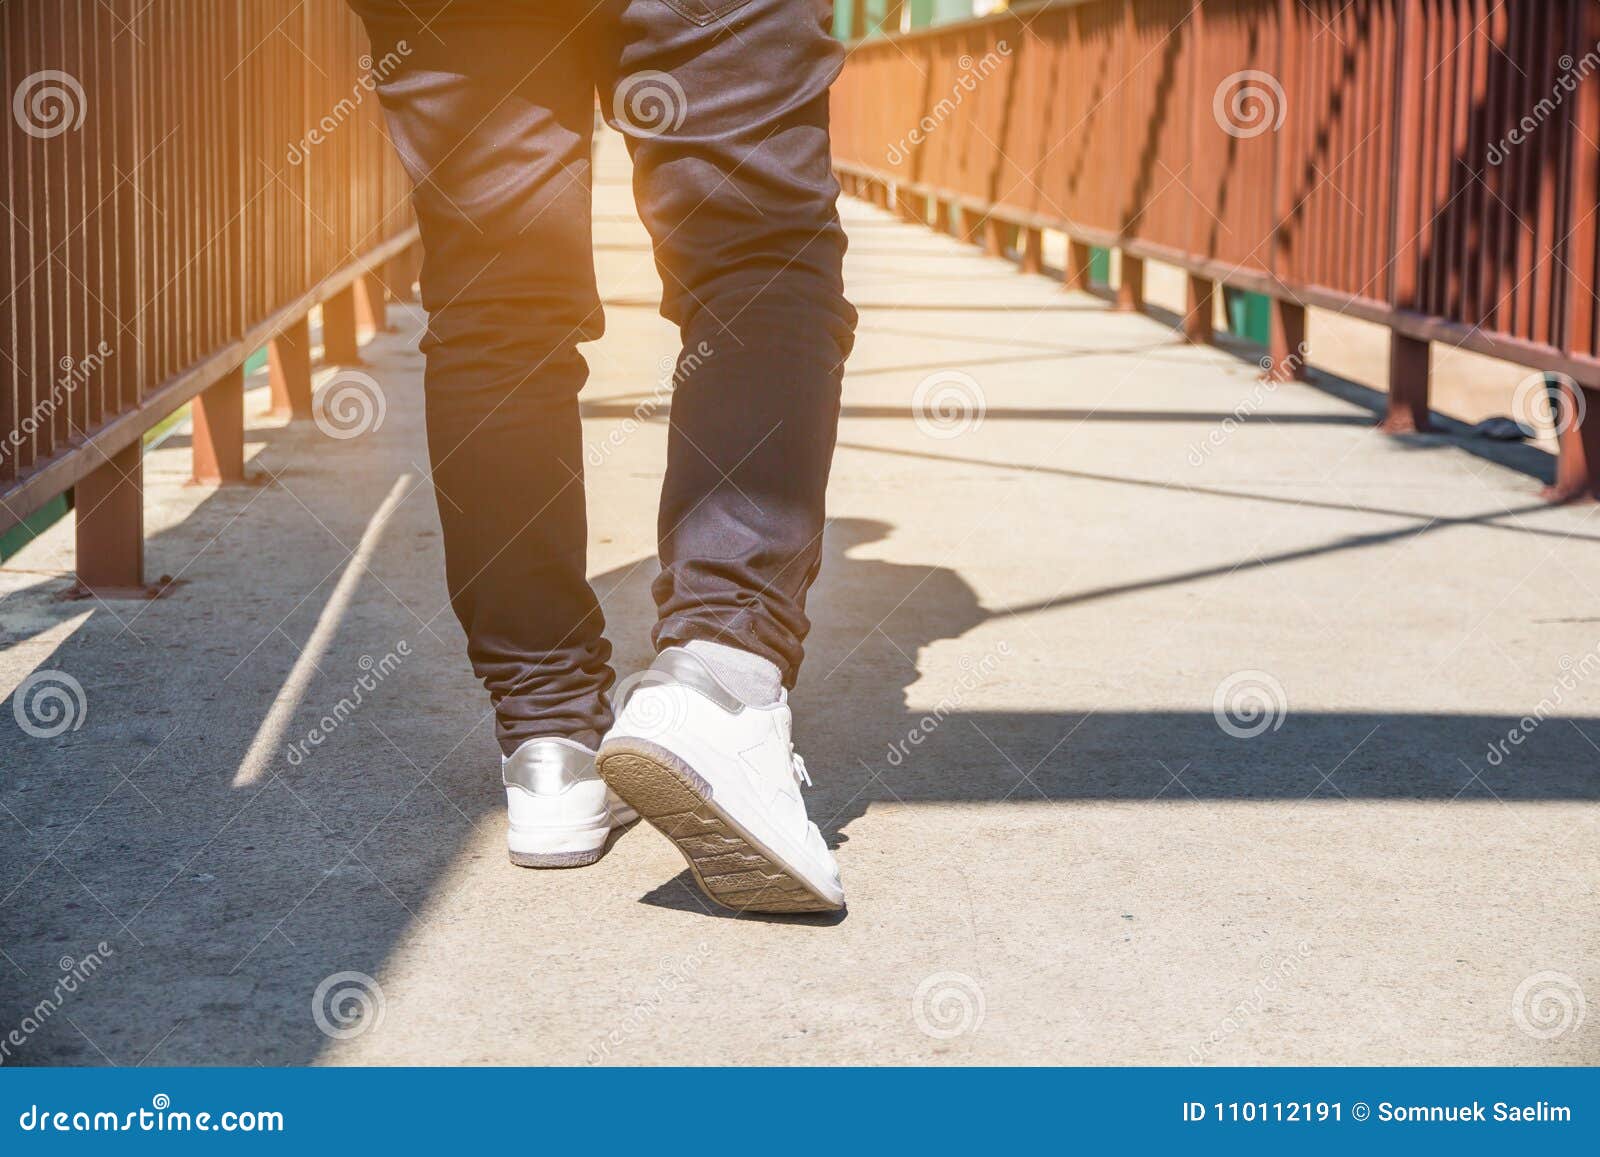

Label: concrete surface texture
[2,134,1597,1066]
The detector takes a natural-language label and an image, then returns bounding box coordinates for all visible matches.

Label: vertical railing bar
[1456,0,1485,329]
[1426,0,1455,318]
[302,0,314,342]
[1529,1,1569,352]
[33,1,51,463]
[1496,1,1525,337]
[1445,0,1471,320]
[87,0,105,434]
[1,1,20,486]
[1506,0,1537,341]
[125,0,147,417]
[1566,0,1600,361]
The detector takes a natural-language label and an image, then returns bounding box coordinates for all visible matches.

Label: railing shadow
[5,485,1598,1063]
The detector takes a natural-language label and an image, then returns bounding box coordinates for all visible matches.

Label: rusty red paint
[832,0,1600,495]
[1,0,417,552]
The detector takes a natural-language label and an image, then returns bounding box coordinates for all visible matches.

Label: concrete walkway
[2,133,1597,1066]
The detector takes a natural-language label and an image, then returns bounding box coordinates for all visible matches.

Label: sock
[684,639,783,706]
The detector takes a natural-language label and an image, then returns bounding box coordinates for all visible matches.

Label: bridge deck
[2,135,1596,1065]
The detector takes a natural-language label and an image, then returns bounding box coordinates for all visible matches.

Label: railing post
[1183,274,1215,343]
[192,366,246,485]
[74,442,144,595]
[1268,298,1308,380]
[355,271,388,335]
[384,243,421,303]
[267,316,314,419]
[1063,239,1092,292]
[1386,0,1427,428]
[1115,252,1145,312]
[962,207,983,246]
[982,217,1006,258]
[1020,227,1043,275]
[933,199,953,234]
[322,286,361,366]
[1542,379,1600,504]
[1382,333,1432,432]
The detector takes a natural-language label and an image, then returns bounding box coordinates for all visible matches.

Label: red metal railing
[1,0,418,589]
[832,0,1600,498]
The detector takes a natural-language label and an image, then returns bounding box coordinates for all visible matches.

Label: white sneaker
[596,648,844,913]
[503,737,637,868]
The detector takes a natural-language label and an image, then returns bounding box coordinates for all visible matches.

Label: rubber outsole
[596,739,842,914]
[508,846,605,869]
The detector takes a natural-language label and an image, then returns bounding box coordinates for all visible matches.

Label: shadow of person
[628,516,990,920]
[798,517,992,840]
[628,513,1600,921]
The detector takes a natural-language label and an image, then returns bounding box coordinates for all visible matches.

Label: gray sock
[683,639,783,706]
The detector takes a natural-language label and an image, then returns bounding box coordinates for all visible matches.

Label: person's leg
[593,0,855,912]
[602,0,857,689]
[351,0,615,750]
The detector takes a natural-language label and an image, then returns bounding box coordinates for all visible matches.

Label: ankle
[682,639,783,707]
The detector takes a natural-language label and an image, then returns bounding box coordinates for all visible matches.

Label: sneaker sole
[596,739,843,914]
[507,847,606,869]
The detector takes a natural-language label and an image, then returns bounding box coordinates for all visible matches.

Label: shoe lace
[790,749,812,789]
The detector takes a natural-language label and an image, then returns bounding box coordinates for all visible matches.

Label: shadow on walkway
[6,490,1597,1063]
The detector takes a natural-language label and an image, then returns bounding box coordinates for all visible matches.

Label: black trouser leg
[351,0,857,751]
[604,0,857,687]
[353,1,615,751]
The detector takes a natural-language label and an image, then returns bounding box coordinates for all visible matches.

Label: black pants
[351,0,856,751]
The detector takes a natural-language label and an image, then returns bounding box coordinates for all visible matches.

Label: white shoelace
[790,751,812,788]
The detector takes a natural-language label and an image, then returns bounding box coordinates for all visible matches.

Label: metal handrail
[2,0,419,586]
[832,0,1600,498]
